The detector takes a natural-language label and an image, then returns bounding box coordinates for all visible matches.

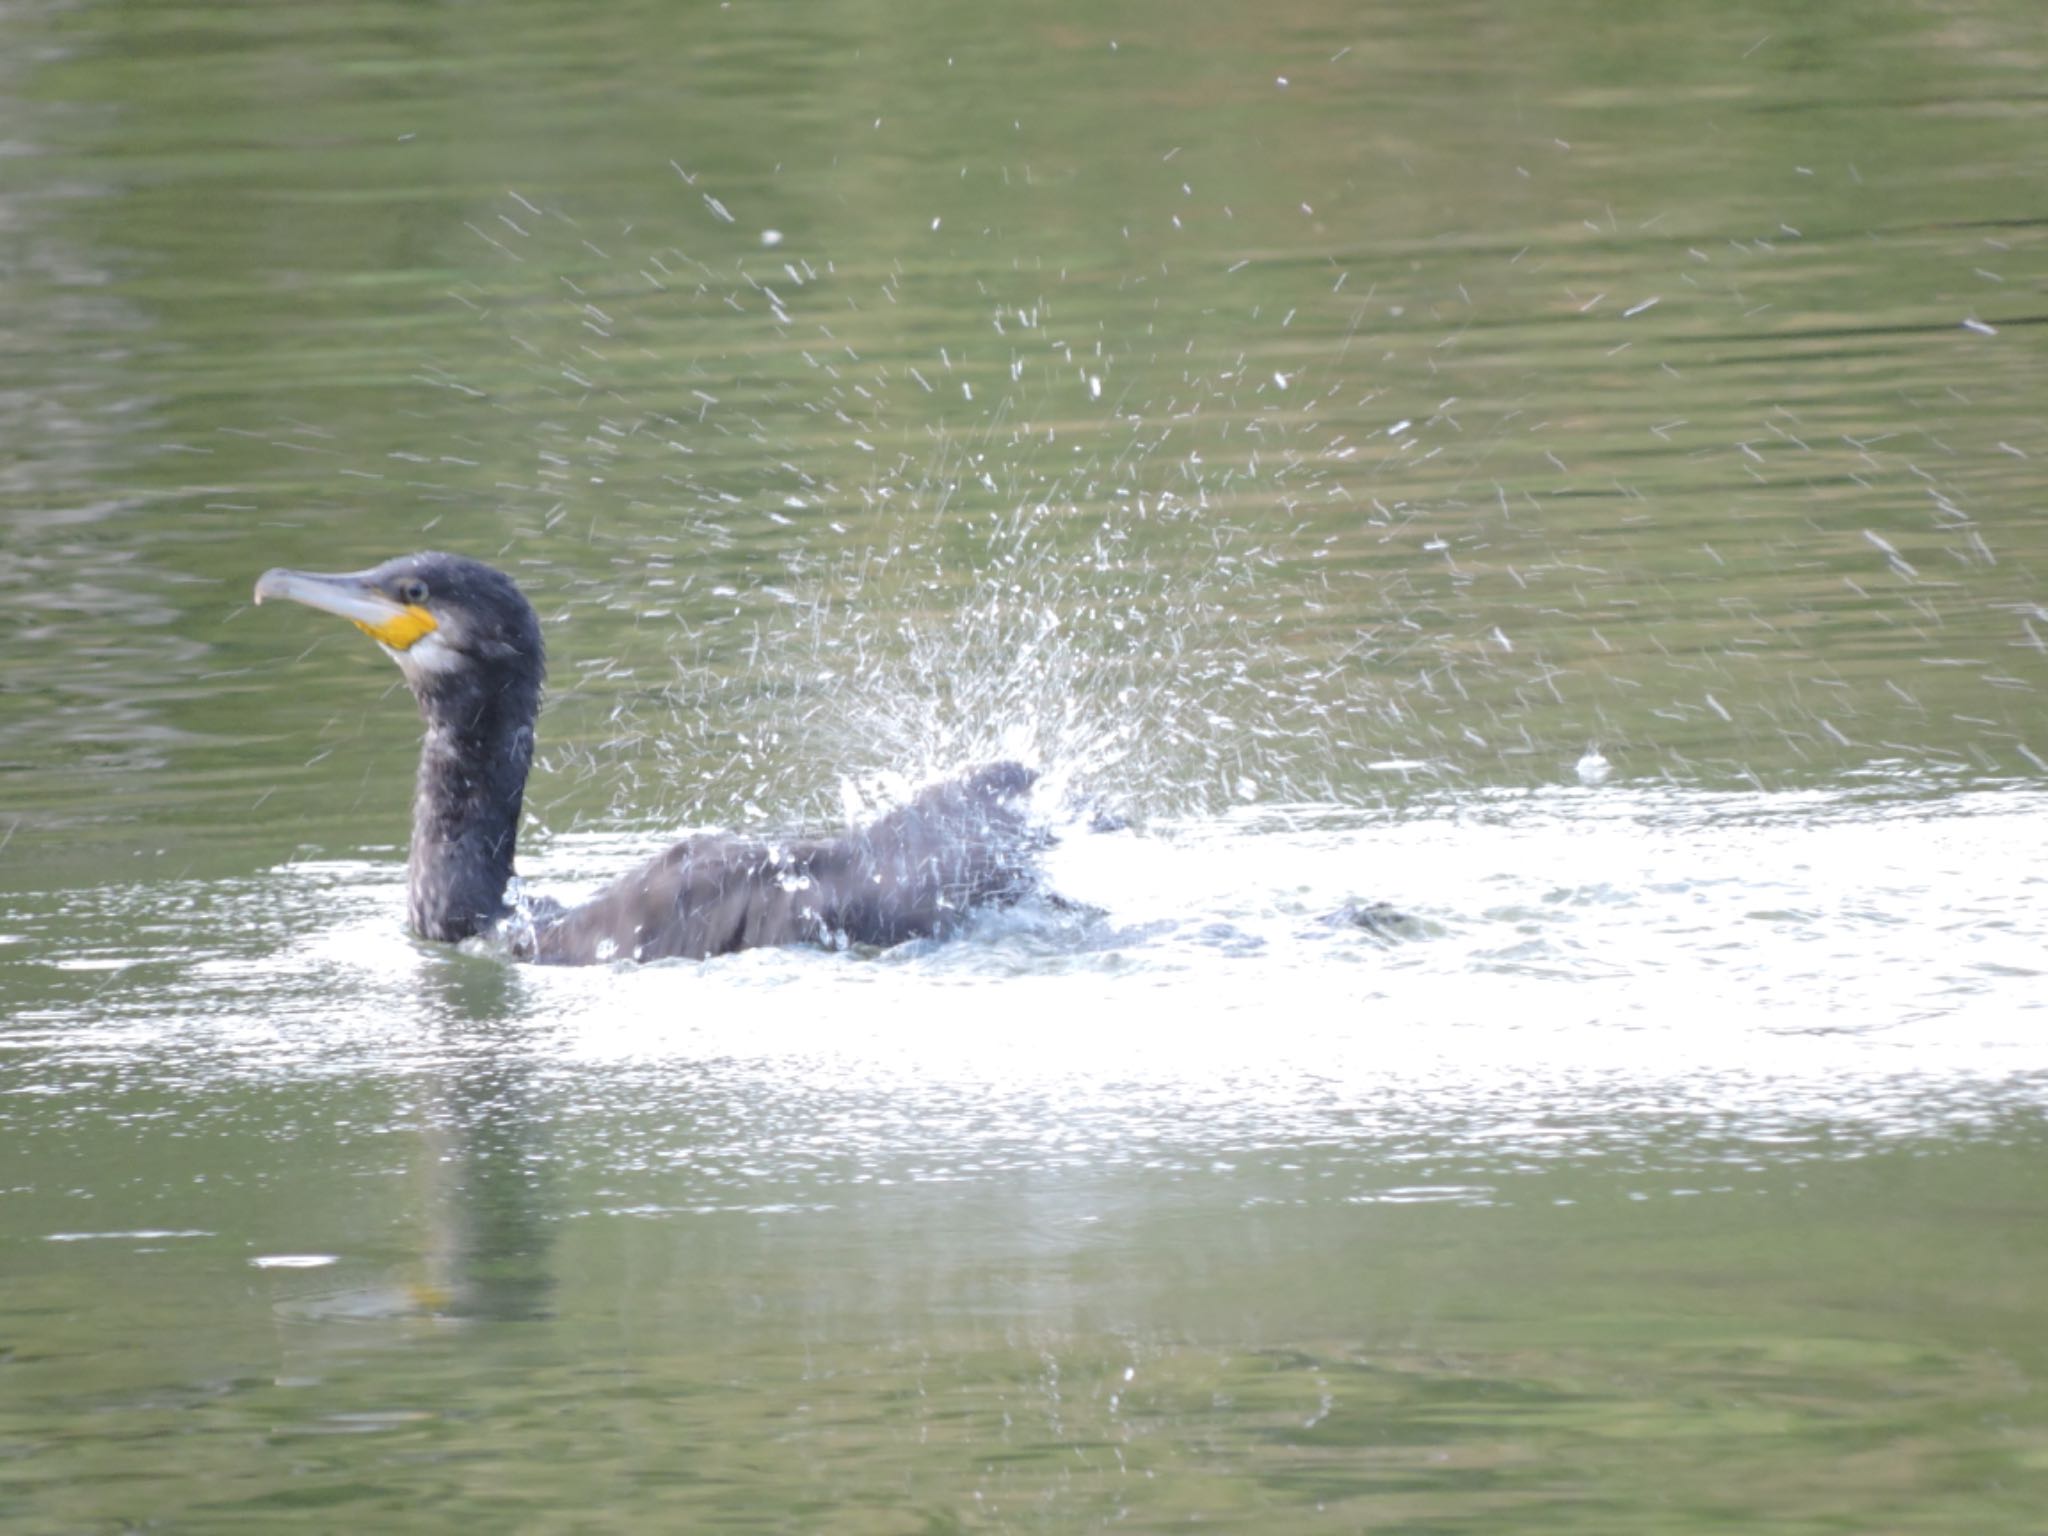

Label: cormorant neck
[406,669,539,943]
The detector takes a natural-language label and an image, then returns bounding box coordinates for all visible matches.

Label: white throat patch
[384,628,464,678]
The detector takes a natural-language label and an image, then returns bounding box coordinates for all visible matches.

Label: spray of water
[433,191,1485,835]
[415,174,2045,850]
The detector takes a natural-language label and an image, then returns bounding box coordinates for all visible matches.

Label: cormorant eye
[399,578,430,605]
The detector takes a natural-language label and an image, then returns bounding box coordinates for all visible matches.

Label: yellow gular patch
[353,604,438,650]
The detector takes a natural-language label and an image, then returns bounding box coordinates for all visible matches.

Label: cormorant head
[254,551,544,710]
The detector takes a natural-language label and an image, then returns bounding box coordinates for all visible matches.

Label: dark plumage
[254,552,1042,964]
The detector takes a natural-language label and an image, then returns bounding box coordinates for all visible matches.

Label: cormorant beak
[253,567,439,651]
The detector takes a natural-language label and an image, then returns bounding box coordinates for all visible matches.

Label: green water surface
[3,1,2046,1530]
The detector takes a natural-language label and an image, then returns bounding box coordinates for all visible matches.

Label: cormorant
[253,552,1043,964]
